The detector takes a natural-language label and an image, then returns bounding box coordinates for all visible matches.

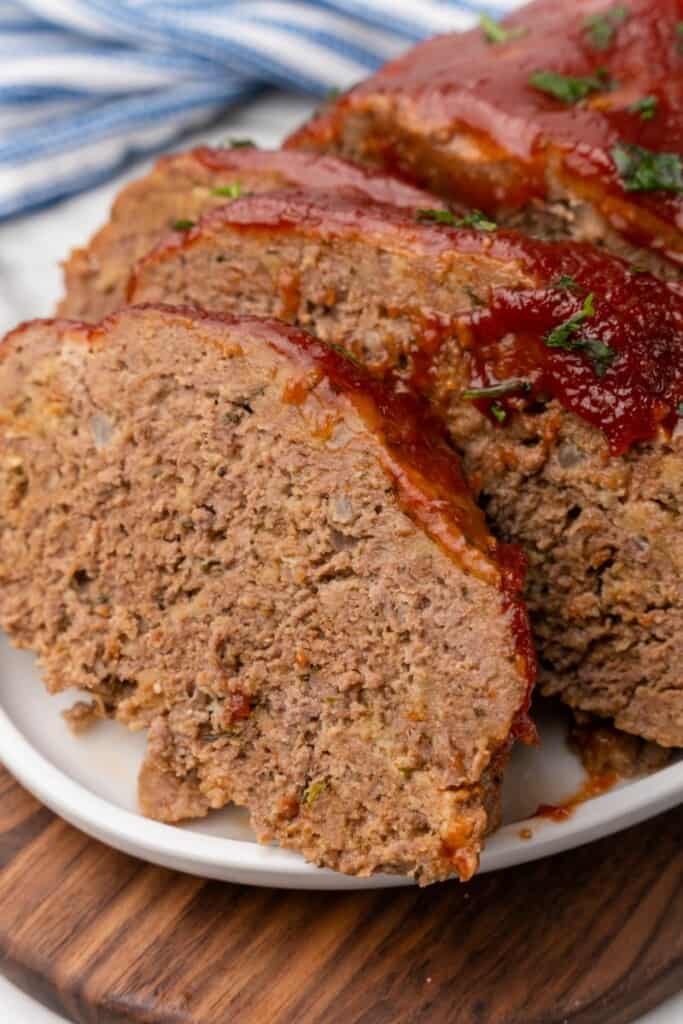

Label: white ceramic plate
[1,94,682,890]
[1,635,682,889]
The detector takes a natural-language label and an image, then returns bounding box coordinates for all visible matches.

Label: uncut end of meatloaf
[0,306,531,883]
[285,0,683,279]
[126,190,683,747]
[58,146,447,324]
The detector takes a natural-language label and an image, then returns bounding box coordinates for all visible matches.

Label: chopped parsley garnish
[303,779,328,805]
[545,294,616,377]
[611,143,683,193]
[530,69,611,104]
[552,274,580,291]
[327,87,341,99]
[628,95,658,120]
[480,13,527,44]
[584,5,629,50]
[458,210,497,231]
[416,208,496,231]
[575,336,617,377]
[545,293,595,348]
[212,181,242,198]
[417,208,458,225]
[172,219,195,230]
[677,23,683,55]
[328,342,362,367]
[677,402,683,416]
[462,378,531,400]
[491,403,507,424]
[227,138,255,148]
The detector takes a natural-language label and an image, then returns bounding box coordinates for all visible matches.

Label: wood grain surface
[0,765,681,1024]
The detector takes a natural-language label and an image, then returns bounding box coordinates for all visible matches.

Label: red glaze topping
[288,0,683,264]
[190,145,444,210]
[460,251,683,456]
[132,191,683,456]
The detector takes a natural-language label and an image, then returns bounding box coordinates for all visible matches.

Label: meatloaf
[286,0,683,279]
[0,305,532,883]
[127,190,683,746]
[58,146,445,323]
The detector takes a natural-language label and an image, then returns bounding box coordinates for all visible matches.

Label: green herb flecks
[530,68,611,104]
[226,138,255,148]
[328,342,362,367]
[480,13,527,44]
[677,402,683,416]
[417,208,458,225]
[611,143,683,193]
[584,5,629,49]
[172,219,195,231]
[458,210,497,231]
[303,779,328,806]
[212,181,242,198]
[416,208,496,231]
[552,274,580,292]
[462,378,532,400]
[491,403,507,424]
[545,294,616,377]
[628,95,658,120]
[575,336,617,377]
[545,293,596,348]
[677,22,683,54]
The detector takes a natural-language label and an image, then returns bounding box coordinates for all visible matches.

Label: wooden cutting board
[0,765,681,1024]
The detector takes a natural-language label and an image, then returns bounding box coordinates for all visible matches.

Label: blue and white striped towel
[0,0,519,220]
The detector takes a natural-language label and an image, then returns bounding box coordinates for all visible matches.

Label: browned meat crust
[0,305,531,883]
[127,190,683,746]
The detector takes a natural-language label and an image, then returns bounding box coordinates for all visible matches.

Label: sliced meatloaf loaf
[58,147,445,323]
[286,0,683,279]
[0,305,532,883]
[127,190,683,746]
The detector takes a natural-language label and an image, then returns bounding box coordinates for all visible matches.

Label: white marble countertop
[0,89,681,1024]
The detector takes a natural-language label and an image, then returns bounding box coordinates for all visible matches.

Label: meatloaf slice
[127,190,683,746]
[58,146,446,323]
[286,0,683,279]
[0,305,532,883]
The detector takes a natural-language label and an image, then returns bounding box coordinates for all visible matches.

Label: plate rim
[1,695,682,889]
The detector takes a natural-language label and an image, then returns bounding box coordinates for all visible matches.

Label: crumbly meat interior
[131,229,683,746]
[0,310,524,882]
[449,402,683,746]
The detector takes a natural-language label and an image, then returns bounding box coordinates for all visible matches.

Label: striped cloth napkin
[0,0,519,220]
